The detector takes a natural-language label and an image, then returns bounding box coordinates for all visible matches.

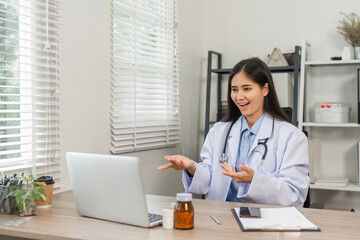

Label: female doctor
[158,58,310,207]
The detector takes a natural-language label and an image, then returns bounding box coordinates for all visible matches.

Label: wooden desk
[0,191,359,240]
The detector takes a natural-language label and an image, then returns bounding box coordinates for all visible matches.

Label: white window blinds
[0,0,61,190]
[111,0,180,153]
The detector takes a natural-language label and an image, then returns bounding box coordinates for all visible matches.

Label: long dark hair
[223,57,290,123]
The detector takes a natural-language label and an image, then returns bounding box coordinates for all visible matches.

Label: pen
[210,214,221,225]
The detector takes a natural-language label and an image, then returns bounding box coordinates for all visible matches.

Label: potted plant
[337,12,360,59]
[8,174,46,216]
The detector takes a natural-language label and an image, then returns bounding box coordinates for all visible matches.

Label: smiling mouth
[239,102,249,107]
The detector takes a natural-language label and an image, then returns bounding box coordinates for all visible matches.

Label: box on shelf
[313,102,351,123]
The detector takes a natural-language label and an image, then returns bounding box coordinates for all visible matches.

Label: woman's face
[231,71,269,126]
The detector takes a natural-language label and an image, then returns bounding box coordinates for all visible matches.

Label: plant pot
[354,46,360,60]
[19,199,37,217]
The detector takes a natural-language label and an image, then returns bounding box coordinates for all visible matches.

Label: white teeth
[240,103,249,106]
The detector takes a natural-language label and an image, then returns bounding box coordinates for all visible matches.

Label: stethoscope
[219,118,274,165]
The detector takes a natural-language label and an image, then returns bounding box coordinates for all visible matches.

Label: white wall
[178,0,205,161]
[59,0,189,197]
[200,0,359,65]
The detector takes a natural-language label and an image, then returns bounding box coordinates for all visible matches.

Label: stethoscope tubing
[219,117,274,164]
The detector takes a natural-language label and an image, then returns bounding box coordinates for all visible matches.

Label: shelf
[205,46,301,136]
[305,60,360,66]
[211,66,297,74]
[211,68,231,74]
[310,183,360,192]
[302,122,360,127]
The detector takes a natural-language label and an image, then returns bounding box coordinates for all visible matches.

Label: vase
[354,46,360,60]
[19,199,37,217]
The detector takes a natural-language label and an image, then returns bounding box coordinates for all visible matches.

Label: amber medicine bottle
[174,193,194,229]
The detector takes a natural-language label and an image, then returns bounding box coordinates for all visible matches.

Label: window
[111,0,180,153]
[0,0,61,190]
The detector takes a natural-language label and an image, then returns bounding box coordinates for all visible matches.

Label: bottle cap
[162,208,174,217]
[176,193,192,202]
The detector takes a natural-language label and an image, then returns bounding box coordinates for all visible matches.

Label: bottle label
[174,210,194,229]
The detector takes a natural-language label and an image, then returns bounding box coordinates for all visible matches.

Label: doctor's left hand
[220,163,254,183]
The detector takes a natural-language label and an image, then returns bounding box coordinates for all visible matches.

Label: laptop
[66,152,163,228]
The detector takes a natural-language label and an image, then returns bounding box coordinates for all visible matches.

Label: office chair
[300,127,324,208]
[281,108,315,208]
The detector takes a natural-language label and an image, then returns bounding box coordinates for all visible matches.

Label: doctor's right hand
[157,155,196,176]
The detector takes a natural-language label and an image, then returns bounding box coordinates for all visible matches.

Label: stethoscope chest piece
[219,153,228,163]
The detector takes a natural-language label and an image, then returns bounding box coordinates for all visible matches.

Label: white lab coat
[182,112,310,207]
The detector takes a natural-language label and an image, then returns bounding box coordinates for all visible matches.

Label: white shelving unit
[299,41,360,192]
[305,60,360,66]
[310,183,360,192]
[302,123,360,128]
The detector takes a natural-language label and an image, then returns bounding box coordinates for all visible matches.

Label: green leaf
[18,176,28,182]
[33,181,46,186]
[23,191,32,206]
[15,191,27,211]
[31,187,46,202]
[7,173,49,211]
[8,188,25,197]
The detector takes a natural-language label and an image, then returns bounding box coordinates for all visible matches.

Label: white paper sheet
[234,207,319,231]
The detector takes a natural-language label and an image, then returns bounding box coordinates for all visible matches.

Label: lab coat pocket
[246,149,263,170]
[248,149,277,177]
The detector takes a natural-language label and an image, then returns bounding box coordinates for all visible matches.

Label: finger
[219,163,226,170]
[222,172,242,183]
[157,163,172,170]
[231,164,236,172]
[178,159,183,166]
[168,159,181,169]
[239,164,251,173]
[221,171,232,177]
[221,162,231,172]
[222,171,237,177]
[164,155,175,161]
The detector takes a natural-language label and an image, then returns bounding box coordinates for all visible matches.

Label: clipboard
[231,207,320,232]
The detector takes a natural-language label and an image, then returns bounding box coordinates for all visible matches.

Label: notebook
[66,152,162,228]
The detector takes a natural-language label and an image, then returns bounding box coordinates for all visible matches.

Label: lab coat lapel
[227,117,242,165]
[248,113,273,153]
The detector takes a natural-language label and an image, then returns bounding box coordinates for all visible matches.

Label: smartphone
[239,207,261,218]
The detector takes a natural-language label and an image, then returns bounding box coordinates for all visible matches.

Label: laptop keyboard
[148,213,163,223]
